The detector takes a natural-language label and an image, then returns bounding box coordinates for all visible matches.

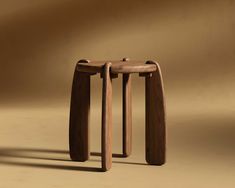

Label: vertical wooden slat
[145,63,166,165]
[101,62,113,171]
[122,73,132,157]
[69,69,90,162]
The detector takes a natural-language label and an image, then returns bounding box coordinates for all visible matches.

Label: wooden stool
[69,58,166,171]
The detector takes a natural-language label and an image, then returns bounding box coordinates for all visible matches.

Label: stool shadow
[90,152,147,166]
[0,147,100,172]
[91,152,126,158]
[0,147,146,171]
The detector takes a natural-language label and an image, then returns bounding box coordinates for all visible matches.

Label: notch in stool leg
[145,61,166,165]
[69,69,90,162]
[101,62,113,171]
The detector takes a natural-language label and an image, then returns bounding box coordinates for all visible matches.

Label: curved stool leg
[101,62,113,171]
[69,68,90,162]
[145,62,166,165]
[123,73,132,157]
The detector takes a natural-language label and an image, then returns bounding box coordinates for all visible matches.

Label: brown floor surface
[0,103,234,188]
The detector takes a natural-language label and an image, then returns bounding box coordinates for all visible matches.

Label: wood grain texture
[145,61,166,165]
[69,68,90,162]
[122,73,132,157]
[101,62,113,171]
[76,60,156,74]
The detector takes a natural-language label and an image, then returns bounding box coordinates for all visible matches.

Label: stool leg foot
[122,74,132,157]
[145,65,166,165]
[69,70,90,162]
[101,63,113,171]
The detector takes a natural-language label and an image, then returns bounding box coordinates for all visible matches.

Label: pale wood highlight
[122,73,132,157]
[101,62,113,171]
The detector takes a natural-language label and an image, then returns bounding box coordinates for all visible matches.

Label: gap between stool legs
[145,63,166,165]
[69,69,90,162]
[123,73,132,157]
[101,63,113,171]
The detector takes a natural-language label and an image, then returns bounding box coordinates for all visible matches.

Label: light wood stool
[69,58,166,171]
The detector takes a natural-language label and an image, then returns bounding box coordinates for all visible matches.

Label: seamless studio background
[0,0,235,187]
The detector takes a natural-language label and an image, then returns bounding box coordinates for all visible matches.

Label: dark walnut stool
[69,58,166,171]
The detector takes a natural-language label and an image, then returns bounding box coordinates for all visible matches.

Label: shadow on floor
[0,147,146,172]
[90,152,126,158]
[0,147,101,172]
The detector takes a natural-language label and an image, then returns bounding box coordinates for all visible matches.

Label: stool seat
[76,60,157,74]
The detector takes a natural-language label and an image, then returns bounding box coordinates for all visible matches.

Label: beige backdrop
[0,0,235,187]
